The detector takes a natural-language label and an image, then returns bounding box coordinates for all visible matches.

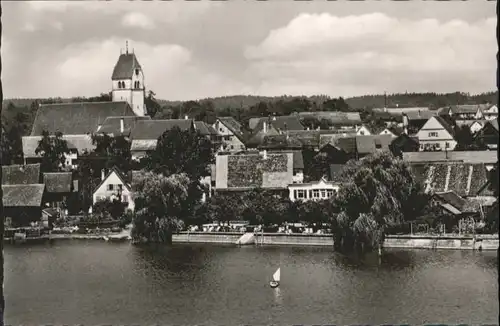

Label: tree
[454,125,476,150]
[35,130,70,173]
[132,172,191,244]
[144,126,214,181]
[0,126,11,165]
[332,151,425,253]
[91,133,133,173]
[92,197,126,220]
[145,90,161,118]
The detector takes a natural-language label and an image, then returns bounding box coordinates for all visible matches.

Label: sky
[1,1,497,101]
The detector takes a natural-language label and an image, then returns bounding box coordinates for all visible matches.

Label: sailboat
[269,267,280,288]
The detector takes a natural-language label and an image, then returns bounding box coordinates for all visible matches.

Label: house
[475,119,498,150]
[317,135,356,164]
[43,172,74,208]
[482,104,498,120]
[215,151,294,194]
[379,126,403,138]
[288,177,340,202]
[23,46,148,167]
[356,125,373,136]
[213,117,246,152]
[355,135,393,157]
[402,110,439,133]
[129,119,196,161]
[249,115,304,131]
[92,167,134,211]
[455,120,485,134]
[23,134,95,167]
[389,134,419,157]
[416,116,457,151]
[431,191,496,218]
[372,107,431,115]
[194,121,219,144]
[3,184,46,228]
[1,164,46,227]
[437,104,487,120]
[97,116,151,137]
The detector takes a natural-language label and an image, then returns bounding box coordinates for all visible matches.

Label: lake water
[4,241,499,325]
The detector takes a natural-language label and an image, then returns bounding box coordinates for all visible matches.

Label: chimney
[263,121,267,133]
[101,169,106,181]
[418,110,421,118]
[120,118,125,134]
[184,115,189,120]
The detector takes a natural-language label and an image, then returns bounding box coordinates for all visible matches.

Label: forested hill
[156,91,498,111]
[4,91,497,112]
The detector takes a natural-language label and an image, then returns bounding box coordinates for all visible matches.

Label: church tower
[111,42,146,116]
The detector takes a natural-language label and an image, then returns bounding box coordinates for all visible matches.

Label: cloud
[121,12,155,30]
[245,13,496,97]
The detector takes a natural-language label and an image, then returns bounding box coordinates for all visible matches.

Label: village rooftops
[294,111,362,125]
[129,119,195,140]
[22,134,95,159]
[249,116,304,131]
[98,116,151,136]
[2,184,45,207]
[403,151,497,164]
[112,52,142,80]
[30,101,136,136]
[216,117,244,139]
[1,164,41,185]
[355,135,393,154]
[372,107,430,114]
[438,104,493,115]
[43,172,73,193]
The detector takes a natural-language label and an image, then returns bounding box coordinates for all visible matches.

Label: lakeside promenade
[6,230,498,250]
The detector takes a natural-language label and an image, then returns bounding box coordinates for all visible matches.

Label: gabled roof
[1,164,41,185]
[372,107,430,114]
[432,116,456,137]
[23,134,95,158]
[112,53,142,80]
[31,101,136,136]
[405,110,438,121]
[433,191,467,211]
[447,104,490,115]
[2,184,45,207]
[195,121,218,136]
[217,117,244,138]
[93,167,131,194]
[43,172,73,193]
[250,116,304,131]
[355,135,393,154]
[129,119,194,140]
[403,151,497,164]
[98,116,151,136]
[259,135,303,149]
[320,135,357,153]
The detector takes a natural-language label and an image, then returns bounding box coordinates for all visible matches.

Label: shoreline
[6,231,498,251]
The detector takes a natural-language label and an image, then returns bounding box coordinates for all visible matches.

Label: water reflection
[4,242,499,325]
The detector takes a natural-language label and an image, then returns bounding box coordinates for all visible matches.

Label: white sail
[272,268,281,282]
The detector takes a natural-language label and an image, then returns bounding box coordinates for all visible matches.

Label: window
[118,184,123,191]
[428,132,438,137]
[219,128,224,132]
[359,130,365,135]
[445,142,450,148]
[107,184,114,191]
[135,69,139,75]
[320,189,326,198]
[137,81,140,88]
[312,189,320,198]
[375,144,382,149]
[296,190,306,199]
[327,189,334,198]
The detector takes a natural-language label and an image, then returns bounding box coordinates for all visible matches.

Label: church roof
[30,101,136,136]
[112,53,142,80]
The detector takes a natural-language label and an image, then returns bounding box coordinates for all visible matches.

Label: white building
[111,42,146,117]
[93,167,134,211]
[288,177,340,202]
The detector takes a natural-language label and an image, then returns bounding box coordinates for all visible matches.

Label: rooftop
[43,172,73,193]
[2,184,45,207]
[1,164,41,185]
[129,119,194,140]
[112,52,142,80]
[31,101,136,136]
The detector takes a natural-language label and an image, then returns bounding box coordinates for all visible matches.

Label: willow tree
[131,171,191,244]
[333,151,426,253]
